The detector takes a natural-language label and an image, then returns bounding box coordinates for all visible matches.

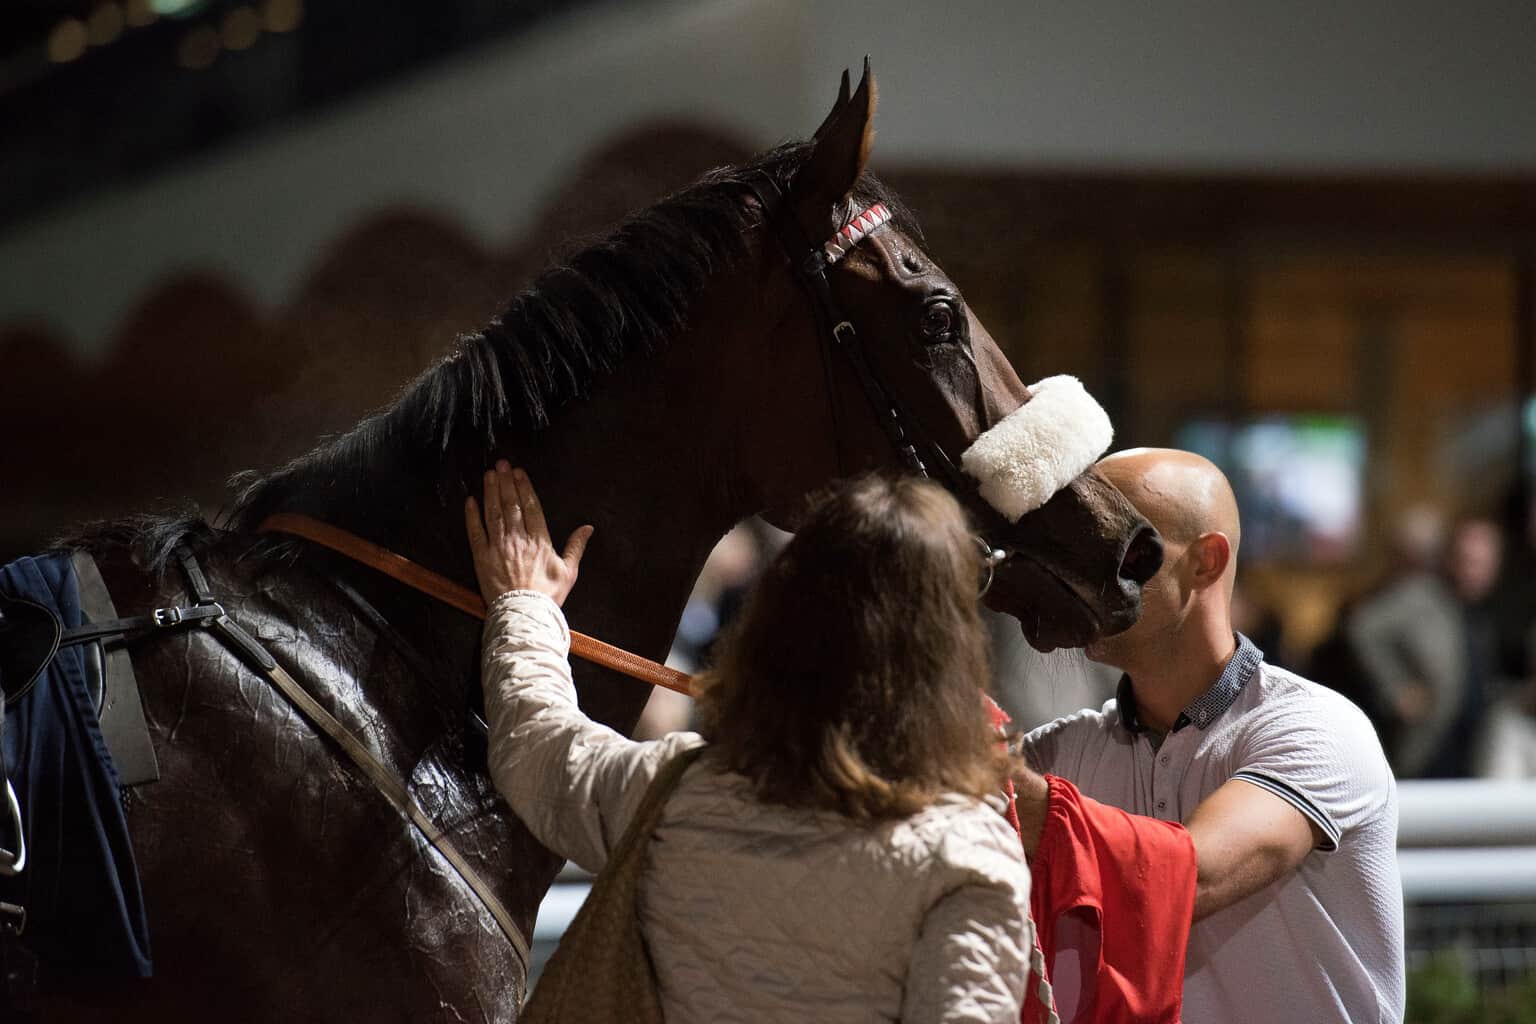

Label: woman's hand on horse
[465,461,595,608]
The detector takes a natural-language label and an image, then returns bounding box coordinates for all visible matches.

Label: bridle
[743,174,1011,590]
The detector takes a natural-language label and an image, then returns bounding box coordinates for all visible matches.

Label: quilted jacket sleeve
[481,590,703,874]
[901,813,1033,1023]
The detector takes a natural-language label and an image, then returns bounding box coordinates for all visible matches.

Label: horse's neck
[347,352,740,732]
[364,256,816,733]
[487,280,838,734]
[510,378,742,729]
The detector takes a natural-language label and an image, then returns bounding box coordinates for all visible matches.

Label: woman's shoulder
[911,792,1028,844]
[894,794,1031,890]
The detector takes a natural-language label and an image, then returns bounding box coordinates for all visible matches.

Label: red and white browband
[823,202,893,265]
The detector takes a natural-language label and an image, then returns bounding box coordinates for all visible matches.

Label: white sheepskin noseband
[960,375,1114,522]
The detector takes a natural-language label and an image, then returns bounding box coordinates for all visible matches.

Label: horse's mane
[227,140,919,535]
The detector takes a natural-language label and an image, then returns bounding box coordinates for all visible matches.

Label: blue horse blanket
[0,552,152,978]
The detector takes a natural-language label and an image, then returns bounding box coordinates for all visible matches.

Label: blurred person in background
[1346,504,1467,777]
[1424,517,1504,777]
[667,524,772,673]
[1470,490,1536,777]
[635,521,782,740]
[472,465,1035,1021]
[1489,486,1536,680]
[1476,622,1536,779]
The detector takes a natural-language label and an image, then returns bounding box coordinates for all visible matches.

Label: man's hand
[465,461,594,608]
[1184,778,1321,920]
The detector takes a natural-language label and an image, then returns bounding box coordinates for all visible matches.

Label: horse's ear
[793,59,876,235]
[811,68,852,141]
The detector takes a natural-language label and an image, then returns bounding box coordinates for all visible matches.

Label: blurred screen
[1525,397,1536,477]
[1175,414,1367,564]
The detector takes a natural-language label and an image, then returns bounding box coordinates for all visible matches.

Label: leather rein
[257,513,694,695]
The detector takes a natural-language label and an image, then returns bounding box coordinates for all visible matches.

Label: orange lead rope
[256,513,696,696]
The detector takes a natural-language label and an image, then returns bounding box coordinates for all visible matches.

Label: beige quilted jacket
[484,591,1033,1023]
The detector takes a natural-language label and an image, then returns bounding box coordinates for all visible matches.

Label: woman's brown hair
[694,474,1015,821]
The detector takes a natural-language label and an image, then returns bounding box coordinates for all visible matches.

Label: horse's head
[748,62,1160,650]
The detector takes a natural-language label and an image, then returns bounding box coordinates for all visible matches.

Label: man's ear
[1190,532,1233,590]
[791,58,877,242]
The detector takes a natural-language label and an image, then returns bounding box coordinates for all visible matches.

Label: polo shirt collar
[1116,632,1263,736]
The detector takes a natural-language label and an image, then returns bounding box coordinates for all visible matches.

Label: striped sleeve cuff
[1232,769,1341,852]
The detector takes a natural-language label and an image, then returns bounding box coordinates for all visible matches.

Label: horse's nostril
[1118,527,1163,587]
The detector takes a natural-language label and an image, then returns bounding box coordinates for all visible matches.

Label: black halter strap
[744,174,1008,566]
[746,175,932,477]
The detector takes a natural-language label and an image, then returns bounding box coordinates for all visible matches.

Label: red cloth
[984,698,1195,1024]
[985,700,1052,1023]
[1029,775,1196,1024]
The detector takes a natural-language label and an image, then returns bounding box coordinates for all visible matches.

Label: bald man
[1016,449,1405,1024]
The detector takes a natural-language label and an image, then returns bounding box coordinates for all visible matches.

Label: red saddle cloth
[987,700,1195,1024]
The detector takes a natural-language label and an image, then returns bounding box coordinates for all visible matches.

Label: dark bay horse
[37,65,1156,1021]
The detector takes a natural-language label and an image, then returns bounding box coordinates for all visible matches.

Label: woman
[467,461,1032,1022]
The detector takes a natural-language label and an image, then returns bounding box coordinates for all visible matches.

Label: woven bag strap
[606,743,707,868]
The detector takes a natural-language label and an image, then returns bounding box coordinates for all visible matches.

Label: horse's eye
[920,302,957,341]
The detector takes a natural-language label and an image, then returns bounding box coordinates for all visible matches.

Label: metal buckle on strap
[0,781,25,878]
[151,602,224,628]
[831,320,856,345]
[0,902,24,937]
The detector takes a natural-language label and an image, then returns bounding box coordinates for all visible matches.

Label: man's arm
[1013,766,1050,858]
[1183,777,1322,920]
[1191,684,1395,920]
[1011,706,1104,856]
[1015,766,1321,920]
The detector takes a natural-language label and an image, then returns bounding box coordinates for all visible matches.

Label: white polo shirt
[1020,635,1405,1024]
